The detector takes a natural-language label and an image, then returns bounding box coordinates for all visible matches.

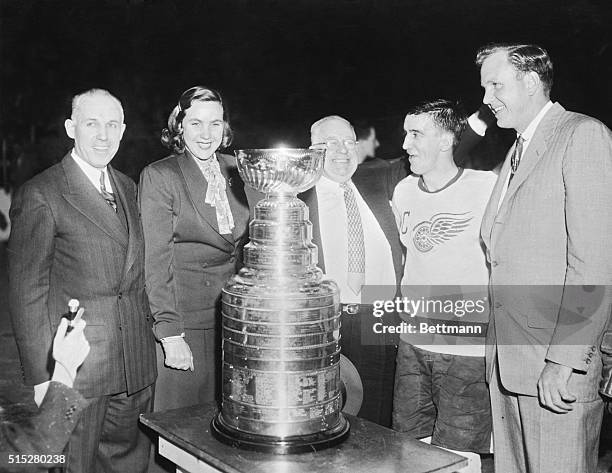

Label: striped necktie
[508,135,524,185]
[99,171,117,212]
[340,182,365,295]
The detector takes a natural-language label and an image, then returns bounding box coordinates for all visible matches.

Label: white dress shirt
[71,150,114,195]
[497,101,553,211]
[316,176,396,303]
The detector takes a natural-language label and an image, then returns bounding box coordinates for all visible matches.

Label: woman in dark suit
[139,86,250,413]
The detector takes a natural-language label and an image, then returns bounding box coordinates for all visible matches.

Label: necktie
[508,135,524,185]
[99,171,117,212]
[340,182,365,295]
[194,156,235,235]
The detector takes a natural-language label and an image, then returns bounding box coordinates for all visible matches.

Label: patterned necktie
[194,155,235,235]
[99,171,117,212]
[340,182,365,295]
[508,135,524,185]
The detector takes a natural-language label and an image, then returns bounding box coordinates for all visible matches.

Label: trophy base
[210,412,350,454]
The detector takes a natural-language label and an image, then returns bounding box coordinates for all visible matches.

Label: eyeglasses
[311,139,359,152]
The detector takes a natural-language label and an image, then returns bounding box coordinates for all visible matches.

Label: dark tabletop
[140,403,467,473]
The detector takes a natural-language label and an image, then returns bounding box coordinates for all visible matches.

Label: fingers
[55,317,68,340]
[559,386,577,404]
[537,362,576,413]
[163,341,194,371]
[164,356,193,371]
[537,379,575,413]
[69,318,87,335]
[544,389,574,413]
[53,327,90,372]
[73,307,84,324]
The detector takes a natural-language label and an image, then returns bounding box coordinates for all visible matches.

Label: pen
[67,299,80,333]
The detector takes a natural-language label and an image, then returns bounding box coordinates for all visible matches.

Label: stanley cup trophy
[211,148,350,453]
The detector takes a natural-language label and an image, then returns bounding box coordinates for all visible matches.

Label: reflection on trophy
[211,148,350,453]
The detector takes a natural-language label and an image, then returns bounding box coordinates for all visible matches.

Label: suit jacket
[298,168,404,290]
[139,152,250,339]
[8,153,157,398]
[481,102,612,398]
[1,382,87,471]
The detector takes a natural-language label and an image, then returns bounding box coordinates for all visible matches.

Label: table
[140,404,467,473]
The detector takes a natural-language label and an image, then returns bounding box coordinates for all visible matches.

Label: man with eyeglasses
[301,115,403,427]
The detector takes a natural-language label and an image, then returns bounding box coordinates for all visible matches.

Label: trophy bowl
[235,148,325,194]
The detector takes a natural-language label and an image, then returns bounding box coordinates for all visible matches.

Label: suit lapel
[353,179,403,281]
[61,154,128,248]
[109,167,140,278]
[218,153,249,243]
[487,103,565,249]
[354,179,390,244]
[481,148,512,247]
[177,152,233,248]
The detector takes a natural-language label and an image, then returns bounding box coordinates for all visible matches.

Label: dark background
[1,0,611,185]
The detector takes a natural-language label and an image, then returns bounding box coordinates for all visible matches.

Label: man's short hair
[71,88,124,122]
[405,99,467,148]
[310,115,355,140]
[352,119,375,141]
[475,43,553,96]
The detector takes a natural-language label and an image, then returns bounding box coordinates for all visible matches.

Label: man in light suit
[8,88,157,473]
[478,43,612,472]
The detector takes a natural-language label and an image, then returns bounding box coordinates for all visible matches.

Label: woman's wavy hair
[161,86,233,153]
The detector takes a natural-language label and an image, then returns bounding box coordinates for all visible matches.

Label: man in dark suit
[301,115,403,427]
[8,88,157,473]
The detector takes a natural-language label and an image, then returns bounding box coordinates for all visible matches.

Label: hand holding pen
[65,299,82,333]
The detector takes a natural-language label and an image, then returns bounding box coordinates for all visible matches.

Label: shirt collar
[188,148,218,165]
[317,175,353,193]
[520,100,553,142]
[71,149,107,178]
[70,149,109,190]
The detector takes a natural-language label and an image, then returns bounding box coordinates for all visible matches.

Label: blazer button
[204,281,211,287]
[118,292,123,299]
[491,260,499,267]
[494,302,502,309]
[229,256,236,263]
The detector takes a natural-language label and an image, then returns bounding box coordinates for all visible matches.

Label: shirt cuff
[160,333,185,343]
[154,321,185,341]
[34,381,51,406]
[468,112,488,137]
